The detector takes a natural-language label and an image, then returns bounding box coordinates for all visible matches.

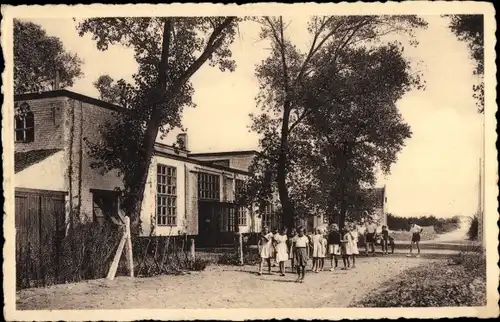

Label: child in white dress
[318,229,327,271]
[349,224,359,269]
[311,228,323,273]
[341,226,353,270]
[274,227,288,276]
[258,226,274,275]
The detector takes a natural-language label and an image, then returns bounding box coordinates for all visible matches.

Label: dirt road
[16,254,446,310]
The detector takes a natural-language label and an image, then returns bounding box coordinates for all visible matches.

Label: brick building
[13,90,271,248]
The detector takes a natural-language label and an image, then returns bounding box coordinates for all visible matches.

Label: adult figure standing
[364,217,378,256]
[407,220,423,257]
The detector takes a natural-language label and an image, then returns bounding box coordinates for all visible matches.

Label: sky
[26,15,484,218]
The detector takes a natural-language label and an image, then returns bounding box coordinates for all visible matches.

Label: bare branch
[169,17,236,95]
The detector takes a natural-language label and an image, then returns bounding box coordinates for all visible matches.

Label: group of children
[257,224,360,283]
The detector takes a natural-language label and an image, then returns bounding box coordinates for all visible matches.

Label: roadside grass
[351,250,486,307]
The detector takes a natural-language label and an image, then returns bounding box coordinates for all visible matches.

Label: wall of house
[15,151,66,191]
[66,99,124,220]
[15,97,67,153]
[140,155,187,236]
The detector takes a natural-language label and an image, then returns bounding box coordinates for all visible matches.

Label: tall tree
[302,43,419,229]
[251,16,427,232]
[445,14,484,113]
[14,19,83,94]
[78,17,240,234]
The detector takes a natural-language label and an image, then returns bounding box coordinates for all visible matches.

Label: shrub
[468,215,479,240]
[16,220,123,289]
[191,257,211,271]
[353,251,486,307]
[134,235,204,277]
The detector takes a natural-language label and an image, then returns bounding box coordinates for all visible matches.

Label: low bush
[353,251,486,307]
[16,221,123,289]
[134,235,209,277]
[468,215,479,240]
[387,214,460,234]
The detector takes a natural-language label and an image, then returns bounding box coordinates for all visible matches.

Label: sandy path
[432,217,470,242]
[17,255,442,310]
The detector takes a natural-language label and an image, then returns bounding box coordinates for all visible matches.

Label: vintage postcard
[2,2,498,321]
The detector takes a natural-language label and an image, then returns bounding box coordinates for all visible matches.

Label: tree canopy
[445,14,484,112]
[14,19,83,94]
[240,16,427,231]
[78,17,240,234]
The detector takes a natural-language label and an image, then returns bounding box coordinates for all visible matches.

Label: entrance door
[197,201,218,247]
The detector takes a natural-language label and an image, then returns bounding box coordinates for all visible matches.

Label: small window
[92,190,119,224]
[235,179,244,198]
[14,111,34,143]
[237,206,247,226]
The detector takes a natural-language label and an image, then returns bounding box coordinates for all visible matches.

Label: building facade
[13,90,267,249]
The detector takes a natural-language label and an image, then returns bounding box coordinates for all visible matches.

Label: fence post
[238,232,244,266]
[124,216,134,277]
[107,223,127,280]
[190,238,196,262]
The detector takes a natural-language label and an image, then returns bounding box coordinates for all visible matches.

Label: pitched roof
[15,149,62,173]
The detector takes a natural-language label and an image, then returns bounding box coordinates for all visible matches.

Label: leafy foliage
[353,252,486,307]
[387,213,460,233]
[445,14,484,112]
[14,19,83,94]
[78,17,240,231]
[468,214,479,240]
[93,74,131,105]
[242,16,427,229]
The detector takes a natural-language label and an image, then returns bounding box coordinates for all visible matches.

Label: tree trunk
[127,116,161,235]
[125,19,173,235]
[339,199,347,232]
[277,101,295,233]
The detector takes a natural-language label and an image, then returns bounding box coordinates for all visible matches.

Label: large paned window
[198,172,220,200]
[157,164,177,226]
[261,203,280,231]
[219,206,236,232]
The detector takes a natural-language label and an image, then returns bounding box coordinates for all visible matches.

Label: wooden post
[124,216,134,277]
[238,232,244,266]
[190,238,196,262]
[107,225,127,280]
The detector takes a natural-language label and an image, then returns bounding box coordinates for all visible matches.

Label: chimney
[54,70,61,90]
[177,133,188,151]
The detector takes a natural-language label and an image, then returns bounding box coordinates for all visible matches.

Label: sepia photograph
[2,2,498,321]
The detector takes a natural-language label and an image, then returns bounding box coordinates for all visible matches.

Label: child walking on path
[319,230,327,271]
[293,227,309,283]
[327,224,342,271]
[349,224,359,268]
[258,226,274,275]
[381,225,389,255]
[311,229,323,273]
[274,228,289,276]
[341,227,353,270]
[288,230,297,273]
